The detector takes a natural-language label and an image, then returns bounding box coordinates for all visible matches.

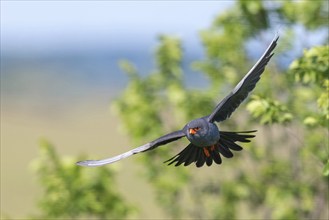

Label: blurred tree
[31,140,136,219]
[113,0,328,219]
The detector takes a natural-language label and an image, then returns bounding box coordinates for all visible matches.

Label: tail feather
[164,130,257,167]
[211,149,222,164]
[164,143,193,166]
[205,155,213,166]
[196,149,205,167]
[184,147,198,166]
[216,142,234,158]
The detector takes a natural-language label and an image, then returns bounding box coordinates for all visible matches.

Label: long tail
[164,130,257,167]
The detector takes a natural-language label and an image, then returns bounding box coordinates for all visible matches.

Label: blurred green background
[1,1,328,219]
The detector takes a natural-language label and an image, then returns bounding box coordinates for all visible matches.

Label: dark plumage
[77,35,279,168]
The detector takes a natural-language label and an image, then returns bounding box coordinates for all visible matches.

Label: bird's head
[189,127,201,135]
[185,118,208,137]
[184,118,220,147]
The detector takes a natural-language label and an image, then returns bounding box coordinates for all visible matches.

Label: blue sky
[1,1,232,54]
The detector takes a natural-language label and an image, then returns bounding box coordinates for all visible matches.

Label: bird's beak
[189,128,198,135]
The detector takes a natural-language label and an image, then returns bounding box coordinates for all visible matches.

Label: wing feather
[76,130,185,167]
[208,35,279,122]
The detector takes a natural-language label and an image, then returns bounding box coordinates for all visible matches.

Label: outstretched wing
[207,35,279,123]
[76,130,185,167]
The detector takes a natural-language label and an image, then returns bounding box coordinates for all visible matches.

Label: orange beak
[189,128,199,135]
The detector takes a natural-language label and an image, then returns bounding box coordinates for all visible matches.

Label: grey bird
[77,35,279,168]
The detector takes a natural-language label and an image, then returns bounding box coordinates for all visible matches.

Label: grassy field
[1,97,167,218]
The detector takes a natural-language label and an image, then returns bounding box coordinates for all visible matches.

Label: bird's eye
[189,127,200,135]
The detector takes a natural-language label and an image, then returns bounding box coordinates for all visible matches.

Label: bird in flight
[77,35,279,168]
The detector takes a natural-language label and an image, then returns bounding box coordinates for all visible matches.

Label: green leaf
[303,116,318,127]
[323,160,329,176]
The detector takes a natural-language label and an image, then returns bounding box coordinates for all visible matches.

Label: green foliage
[318,79,329,121]
[247,95,293,124]
[31,140,135,219]
[323,160,329,176]
[290,46,329,84]
[287,45,329,178]
[289,46,329,127]
[281,0,328,29]
[112,0,329,219]
[239,1,269,30]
